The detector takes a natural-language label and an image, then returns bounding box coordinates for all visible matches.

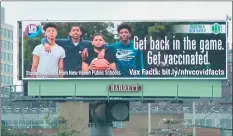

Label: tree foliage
[1,124,42,136]
[2,115,80,136]
[44,113,81,136]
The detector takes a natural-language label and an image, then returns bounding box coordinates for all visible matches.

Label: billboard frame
[19,18,230,80]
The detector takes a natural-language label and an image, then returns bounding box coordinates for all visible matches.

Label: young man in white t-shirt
[31,23,65,78]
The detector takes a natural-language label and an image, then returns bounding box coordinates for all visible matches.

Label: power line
[216,114,232,128]
[191,92,232,127]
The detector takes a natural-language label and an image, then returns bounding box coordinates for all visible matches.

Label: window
[11,54,13,62]
[32,120,39,126]
[19,120,25,126]
[7,53,10,61]
[195,119,201,125]
[1,76,4,84]
[1,51,3,60]
[221,119,232,129]
[4,64,6,72]
[231,65,232,73]
[184,119,192,127]
[200,119,205,126]
[3,41,6,49]
[113,121,126,128]
[8,30,11,39]
[10,77,13,85]
[9,54,11,62]
[1,28,3,35]
[13,120,18,125]
[7,76,10,84]
[3,76,6,84]
[10,65,13,73]
[8,65,12,73]
[4,76,8,84]
[4,29,8,38]
[4,41,7,50]
[11,31,13,40]
[196,101,203,106]
[3,29,6,37]
[7,41,9,50]
[8,64,10,73]
[10,42,13,50]
[6,64,8,73]
[4,52,6,61]
[208,101,215,106]
[4,76,7,84]
[38,120,44,125]
[219,119,232,136]
[7,41,10,50]
[4,120,13,126]
[206,119,214,127]
[159,102,167,106]
[220,130,232,136]
[1,41,4,49]
[26,120,32,127]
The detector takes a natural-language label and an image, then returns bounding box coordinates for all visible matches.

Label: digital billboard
[21,21,227,80]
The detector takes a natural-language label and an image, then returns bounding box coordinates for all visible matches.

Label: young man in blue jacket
[41,24,105,77]
[106,23,144,77]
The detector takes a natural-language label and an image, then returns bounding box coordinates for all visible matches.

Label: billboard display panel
[21,21,227,80]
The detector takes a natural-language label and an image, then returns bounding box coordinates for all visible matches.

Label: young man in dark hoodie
[41,24,105,77]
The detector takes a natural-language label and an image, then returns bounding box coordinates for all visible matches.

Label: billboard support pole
[192,101,196,136]
[38,84,41,101]
[141,85,143,102]
[176,85,179,101]
[211,85,214,100]
[88,123,113,136]
[107,90,110,102]
[74,84,77,101]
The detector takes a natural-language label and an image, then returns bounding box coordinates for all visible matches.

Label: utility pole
[154,118,190,136]
[192,102,196,136]
[148,103,151,136]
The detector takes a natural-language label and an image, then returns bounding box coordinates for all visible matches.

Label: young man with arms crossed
[107,23,144,77]
[31,23,65,78]
[41,24,105,77]
[82,33,117,73]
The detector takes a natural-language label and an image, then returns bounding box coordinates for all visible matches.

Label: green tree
[1,124,43,136]
[23,36,44,76]
[1,125,12,136]
[44,113,83,136]
[23,22,115,75]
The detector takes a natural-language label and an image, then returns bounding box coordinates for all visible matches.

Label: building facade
[1,7,14,87]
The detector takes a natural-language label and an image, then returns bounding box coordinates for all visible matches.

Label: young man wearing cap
[31,23,65,78]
